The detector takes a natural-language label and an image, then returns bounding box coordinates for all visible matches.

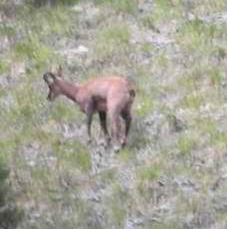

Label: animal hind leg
[121,110,132,147]
[110,112,122,151]
[85,102,94,143]
[99,111,110,143]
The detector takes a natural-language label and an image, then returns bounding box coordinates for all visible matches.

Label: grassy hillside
[1,0,227,228]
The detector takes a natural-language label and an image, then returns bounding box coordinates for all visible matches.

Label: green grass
[209,67,224,87]
[142,15,156,29]
[0,60,10,74]
[12,38,55,71]
[146,0,182,25]
[0,155,9,181]
[136,93,154,117]
[110,201,126,229]
[16,4,74,36]
[31,167,56,193]
[147,221,180,229]
[49,101,81,122]
[6,4,76,73]
[94,23,130,60]
[137,164,162,183]
[177,19,227,55]
[53,140,91,173]
[136,159,164,200]
[192,0,227,14]
[108,183,128,229]
[0,24,16,39]
[9,84,43,124]
[0,140,17,163]
[192,117,227,150]
[176,134,197,156]
[95,0,138,14]
[118,147,136,162]
[181,92,204,109]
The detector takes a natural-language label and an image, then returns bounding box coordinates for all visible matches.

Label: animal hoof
[113,145,121,153]
[120,138,127,148]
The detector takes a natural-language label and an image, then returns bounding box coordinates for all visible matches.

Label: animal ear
[57,65,63,77]
[50,65,55,74]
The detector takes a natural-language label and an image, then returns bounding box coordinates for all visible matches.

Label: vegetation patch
[54,140,91,173]
[176,133,197,156]
[95,0,138,14]
[94,23,130,60]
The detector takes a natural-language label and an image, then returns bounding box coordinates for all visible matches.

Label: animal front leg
[86,113,93,143]
[85,102,94,143]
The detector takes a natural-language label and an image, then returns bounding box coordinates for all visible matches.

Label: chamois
[43,66,135,150]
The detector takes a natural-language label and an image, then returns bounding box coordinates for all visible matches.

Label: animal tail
[127,78,136,98]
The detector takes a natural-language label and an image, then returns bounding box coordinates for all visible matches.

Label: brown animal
[43,66,135,150]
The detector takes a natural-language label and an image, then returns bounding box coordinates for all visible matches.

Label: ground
[1,0,227,228]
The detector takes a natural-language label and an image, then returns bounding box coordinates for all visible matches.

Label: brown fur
[43,66,135,149]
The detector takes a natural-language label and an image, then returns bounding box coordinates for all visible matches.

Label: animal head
[43,65,63,101]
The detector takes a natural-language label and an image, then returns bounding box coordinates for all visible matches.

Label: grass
[192,117,227,151]
[176,133,197,156]
[136,92,154,117]
[1,0,227,228]
[49,100,81,122]
[176,19,227,55]
[0,155,9,181]
[7,84,43,127]
[5,4,76,74]
[118,147,136,162]
[16,3,74,36]
[192,0,227,14]
[94,23,130,60]
[95,0,138,14]
[145,0,182,25]
[0,60,10,74]
[53,140,91,173]
[181,92,204,109]
[135,159,164,203]
[0,23,16,41]
[137,163,162,183]
[110,201,126,229]
[107,183,128,229]
[209,67,224,87]
[13,39,54,70]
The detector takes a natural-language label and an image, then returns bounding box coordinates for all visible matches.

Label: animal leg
[110,112,121,152]
[99,111,110,143]
[85,103,94,143]
[121,111,132,147]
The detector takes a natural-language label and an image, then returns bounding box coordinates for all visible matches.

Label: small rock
[72,5,83,13]
[74,45,89,54]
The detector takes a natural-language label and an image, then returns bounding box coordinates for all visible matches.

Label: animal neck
[57,79,80,102]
